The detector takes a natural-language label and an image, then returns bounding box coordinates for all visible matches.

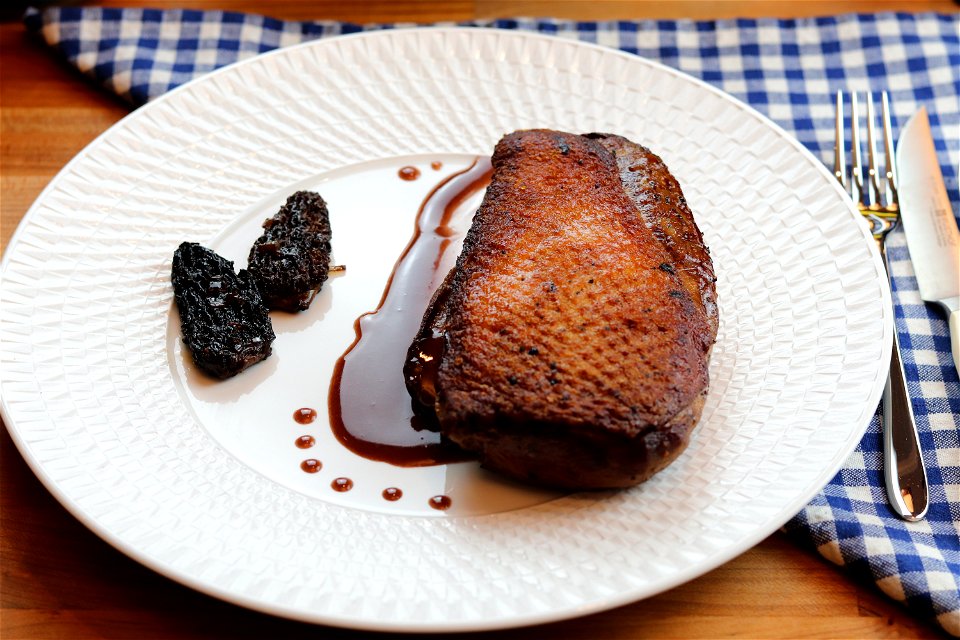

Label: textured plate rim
[0,27,892,633]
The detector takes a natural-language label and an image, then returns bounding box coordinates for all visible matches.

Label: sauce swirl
[300,458,322,473]
[428,495,452,510]
[328,158,492,466]
[331,477,354,492]
[398,166,421,181]
[294,407,317,424]
[295,435,315,449]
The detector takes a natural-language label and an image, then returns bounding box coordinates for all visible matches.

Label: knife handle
[882,330,929,521]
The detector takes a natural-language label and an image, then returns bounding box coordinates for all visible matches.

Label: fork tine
[850,92,866,205]
[866,92,882,207]
[833,90,847,189]
[881,91,899,207]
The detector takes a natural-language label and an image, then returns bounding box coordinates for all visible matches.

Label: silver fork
[834,90,928,521]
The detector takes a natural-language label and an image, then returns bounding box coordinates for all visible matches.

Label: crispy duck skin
[405,130,717,489]
[248,190,333,312]
[171,242,275,379]
[587,132,718,338]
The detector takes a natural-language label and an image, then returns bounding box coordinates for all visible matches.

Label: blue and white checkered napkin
[24,6,960,635]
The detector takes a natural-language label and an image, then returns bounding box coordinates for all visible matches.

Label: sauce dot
[382,487,403,501]
[398,166,420,181]
[428,495,452,510]
[331,477,353,492]
[300,458,322,473]
[295,435,315,449]
[294,407,317,424]
[430,161,443,170]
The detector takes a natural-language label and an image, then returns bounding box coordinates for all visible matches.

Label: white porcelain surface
[0,29,890,632]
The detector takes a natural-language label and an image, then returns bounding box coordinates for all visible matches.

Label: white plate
[0,29,890,632]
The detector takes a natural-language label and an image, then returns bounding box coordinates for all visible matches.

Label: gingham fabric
[23,6,960,635]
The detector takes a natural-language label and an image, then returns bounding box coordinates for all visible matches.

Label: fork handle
[883,332,929,521]
[879,248,929,521]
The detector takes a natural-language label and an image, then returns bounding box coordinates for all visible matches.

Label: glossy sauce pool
[328,158,493,467]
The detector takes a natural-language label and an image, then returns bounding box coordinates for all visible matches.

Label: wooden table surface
[2,1,956,638]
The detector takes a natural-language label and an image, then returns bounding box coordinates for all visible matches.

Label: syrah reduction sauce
[398,166,421,181]
[328,159,492,466]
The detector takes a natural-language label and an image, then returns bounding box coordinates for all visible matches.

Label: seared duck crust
[406,130,716,489]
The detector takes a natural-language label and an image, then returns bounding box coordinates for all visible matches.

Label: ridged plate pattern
[0,29,891,631]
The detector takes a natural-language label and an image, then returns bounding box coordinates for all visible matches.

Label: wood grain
[1,2,955,638]
[21,0,959,21]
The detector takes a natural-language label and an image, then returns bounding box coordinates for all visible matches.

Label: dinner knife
[896,108,960,377]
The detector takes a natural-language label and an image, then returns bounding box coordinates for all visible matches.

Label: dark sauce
[398,166,421,181]
[382,487,403,501]
[430,161,443,170]
[428,495,452,510]
[294,407,317,424]
[295,435,315,449]
[328,158,493,467]
[331,477,353,492]
[404,305,448,413]
[300,458,322,473]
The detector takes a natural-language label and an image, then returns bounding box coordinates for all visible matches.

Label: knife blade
[896,107,960,376]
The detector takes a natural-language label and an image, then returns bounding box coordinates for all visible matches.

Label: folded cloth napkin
[24,6,960,635]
